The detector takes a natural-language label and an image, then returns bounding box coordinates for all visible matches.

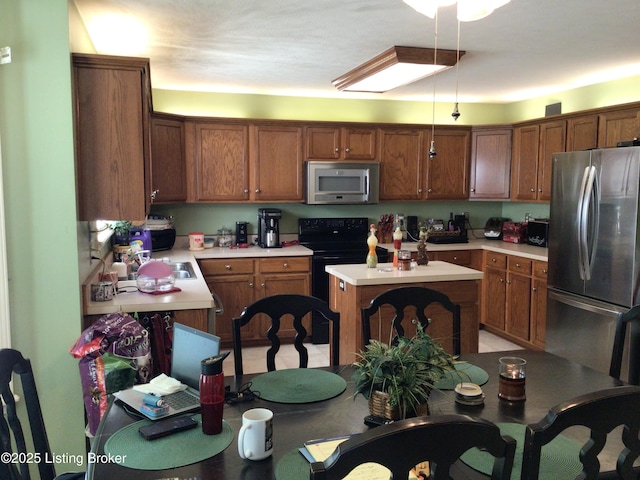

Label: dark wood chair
[361,286,461,355]
[521,385,640,480]
[232,294,340,376]
[0,348,85,480]
[609,305,640,385]
[310,414,516,480]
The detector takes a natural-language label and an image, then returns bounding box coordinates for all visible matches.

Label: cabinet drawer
[435,250,472,266]
[533,260,548,279]
[508,256,532,275]
[259,256,310,273]
[198,258,254,276]
[484,252,507,269]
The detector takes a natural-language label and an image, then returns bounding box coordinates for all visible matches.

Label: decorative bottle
[366,224,378,268]
[417,227,429,266]
[392,227,402,267]
[199,351,229,435]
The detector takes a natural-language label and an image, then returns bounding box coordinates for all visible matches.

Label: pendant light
[451,19,461,121]
[428,9,439,158]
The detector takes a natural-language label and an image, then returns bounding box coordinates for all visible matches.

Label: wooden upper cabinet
[567,114,599,151]
[150,114,187,203]
[424,128,471,199]
[378,128,425,201]
[304,126,376,161]
[469,127,512,200]
[597,108,640,147]
[72,54,151,221]
[250,125,304,202]
[537,120,566,201]
[511,124,540,201]
[191,121,250,202]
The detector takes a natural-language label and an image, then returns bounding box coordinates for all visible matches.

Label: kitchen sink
[127,261,196,280]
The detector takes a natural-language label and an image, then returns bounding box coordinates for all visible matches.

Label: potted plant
[352,325,456,420]
[110,221,133,246]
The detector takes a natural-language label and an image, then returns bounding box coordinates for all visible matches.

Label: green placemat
[433,362,490,390]
[275,448,310,480]
[460,422,582,480]
[250,368,347,403]
[104,414,233,470]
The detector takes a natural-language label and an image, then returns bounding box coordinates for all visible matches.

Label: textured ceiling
[73,0,640,103]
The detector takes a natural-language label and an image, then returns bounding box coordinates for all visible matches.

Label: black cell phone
[138,415,198,440]
[364,415,394,427]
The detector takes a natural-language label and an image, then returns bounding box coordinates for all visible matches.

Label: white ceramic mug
[237,408,273,460]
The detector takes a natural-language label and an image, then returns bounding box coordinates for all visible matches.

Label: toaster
[484,217,511,240]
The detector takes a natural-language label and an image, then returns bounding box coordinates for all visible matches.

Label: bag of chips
[69,312,152,435]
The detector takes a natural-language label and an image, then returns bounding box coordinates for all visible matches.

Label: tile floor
[223,329,522,376]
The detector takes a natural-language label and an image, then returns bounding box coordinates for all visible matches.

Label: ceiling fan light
[457,0,511,21]
[402,0,456,18]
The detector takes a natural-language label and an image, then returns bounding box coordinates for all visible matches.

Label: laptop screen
[171,323,221,389]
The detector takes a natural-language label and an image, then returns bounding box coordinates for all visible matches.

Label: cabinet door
[150,115,187,203]
[511,125,539,201]
[537,120,566,201]
[598,108,640,147]
[506,272,531,340]
[483,267,506,330]
[73,54,151,221]
[469,128,512,200]
[304,127,341,160]
[251,125,304,201]
[205,274,255,346]
[567,115,599,151]
[193,122,249,202]
[531,277,547,348]
[343,128,377,160]
[378,128,425,201]
[424,128,471,199]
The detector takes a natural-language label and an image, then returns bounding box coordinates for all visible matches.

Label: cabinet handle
[334,147,340,153]
[532,287,537,292]
[427,188,432,193]
[453,256,458,260]
[243,189,249,194]
[499,278,505,283]
[538,189,543,192]
[470,188,475,192]
[543,269,548,274]
[150,189,159,201]
[491,258,497,263]
[507,280,511,284]
[249,282,254,288]
[255,189,260,193]
[261,282,266,288]
[530,188,535,192]
[515,263,521,268]
[283,262,289,268]
[225,265,232,270]
[418,188,422,193]
[345,148,350,153]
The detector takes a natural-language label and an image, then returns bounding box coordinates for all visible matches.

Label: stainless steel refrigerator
[546,146,640,381]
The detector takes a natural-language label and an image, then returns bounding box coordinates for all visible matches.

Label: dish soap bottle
[392,226,402,267]
[199,351,230,435]
[366,224,378,268]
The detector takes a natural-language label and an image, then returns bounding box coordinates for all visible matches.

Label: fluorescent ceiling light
[332,46,464,93]
[403,0,511,21]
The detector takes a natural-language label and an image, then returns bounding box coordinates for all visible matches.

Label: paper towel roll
[112,262,127,279]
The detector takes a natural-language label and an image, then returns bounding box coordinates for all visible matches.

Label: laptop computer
[114,322,221,420]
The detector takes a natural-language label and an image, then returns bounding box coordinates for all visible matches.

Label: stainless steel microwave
[304,161,380,205]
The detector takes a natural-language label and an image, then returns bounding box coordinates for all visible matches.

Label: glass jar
[398,250,412,270]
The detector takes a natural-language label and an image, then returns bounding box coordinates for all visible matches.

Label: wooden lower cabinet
[198,257,311,348]
[430,249,482,271]
[481,251,547,349]
[330,277,480,364]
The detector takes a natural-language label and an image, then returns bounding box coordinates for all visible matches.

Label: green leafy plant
[352,325,456,419]
[110,220,133,237]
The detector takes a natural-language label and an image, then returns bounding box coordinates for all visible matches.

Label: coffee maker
[257,208,281,248]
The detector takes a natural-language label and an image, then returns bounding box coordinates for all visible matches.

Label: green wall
[0,0,85,471]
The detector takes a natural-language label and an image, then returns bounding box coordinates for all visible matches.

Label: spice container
[398,250,412,270]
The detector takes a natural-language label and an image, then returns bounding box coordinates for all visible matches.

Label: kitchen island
[326,261,483,364]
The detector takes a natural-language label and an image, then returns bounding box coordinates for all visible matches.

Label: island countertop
[325,260,483,286]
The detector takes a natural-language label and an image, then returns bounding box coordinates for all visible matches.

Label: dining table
[86,349,630,480]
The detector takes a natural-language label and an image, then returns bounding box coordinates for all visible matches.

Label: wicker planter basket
[368,390,429,420]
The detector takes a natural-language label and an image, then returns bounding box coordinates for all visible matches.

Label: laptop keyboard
[163,390,198,410]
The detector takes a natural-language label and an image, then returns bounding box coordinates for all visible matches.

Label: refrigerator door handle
[577,166,591,280]
[583,165,599,281]
[548,288,623,318]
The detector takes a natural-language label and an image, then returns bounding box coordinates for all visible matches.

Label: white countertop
[325,261,484,286]
[379,238,548,262]
[83,243,313,316]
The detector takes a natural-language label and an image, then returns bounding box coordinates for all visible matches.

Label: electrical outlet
[463,211,470,220]
[0,47,11,65]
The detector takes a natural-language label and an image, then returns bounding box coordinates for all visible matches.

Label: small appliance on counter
[257,208,281,248]
[484,217,511,240]
[526,219,550,247]
[236,221,248,245]
[145,215,176,251]
[501,222,527,244]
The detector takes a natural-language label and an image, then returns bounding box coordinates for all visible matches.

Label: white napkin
[133,373,188,396]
